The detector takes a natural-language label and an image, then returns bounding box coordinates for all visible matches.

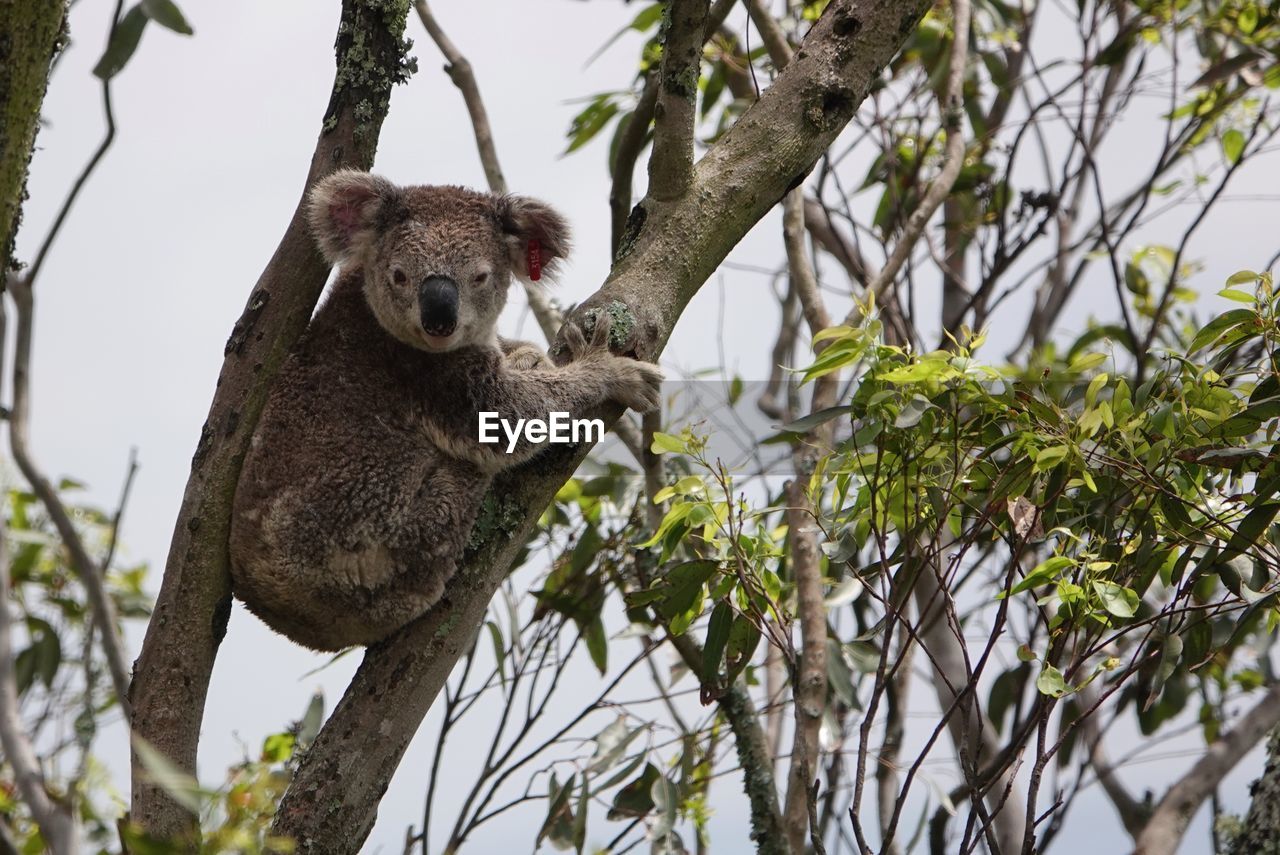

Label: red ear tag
[526,239,543,282]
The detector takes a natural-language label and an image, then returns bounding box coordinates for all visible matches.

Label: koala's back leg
[321,462,488,646]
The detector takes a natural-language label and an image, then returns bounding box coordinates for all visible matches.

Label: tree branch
[0,0,66,272]
[802,195,870,285]
[272,3,932,848]
[647,0,710,201]
[667,631,790,854]
[745,0,793,69]
[7,275,132,716]
[1136,683,1280,855]
[413,0,503,192]
[781,186,834,851]
[0,303,77,855]
[910,538,1026,853]
[1077,686,1147,839]
[855,0,971,316]
[127,0,414,842]
[610,72,659,258]
[412,0,565,342]
[27,0,121,290]
[1229,726,1280,855]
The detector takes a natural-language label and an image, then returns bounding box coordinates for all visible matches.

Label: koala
[228,170,662,651]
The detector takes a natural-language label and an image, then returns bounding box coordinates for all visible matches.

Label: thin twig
[852,0,972,319]
[610,73,659,257]
[413,0,648,462]
[7,277,131,718]
[0,304,77,853]
[413,0,564,341]
[27,0,124,289]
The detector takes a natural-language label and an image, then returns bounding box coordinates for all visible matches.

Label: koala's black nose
[419,275,459,337]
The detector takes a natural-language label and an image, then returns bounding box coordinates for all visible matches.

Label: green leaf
[586,2,665,67]
[29,619,60,689]
[141,0,193,34]
[13,647,34,695]
[585,616,609,675]
[1225,270,1259,286]
[650,432,686,455]
[1005,556,1074,597]
[1036,665,1068,698]
[724,615,761,681]
[776,405,848,434]
[826,637,858,708]
[297,692,324,747]
[1092,581,1139,619]
[650,774,680,839]
[537,774,576,847]
[587,717,642,775]
[1226,503,1280,557]
[132,735,210,814]
[1218,288,1255,303]
[1222,128,1246,164]
[1144,635,1183,712]
[1085,372,1109,407]
[1033,444,1070,471]
[1189,308,1254,352]
[93,5,149,80]
[261,732,296,763]
[823,575,864,607]
[1239,5,1259,33]
[646,560,719,636]
[608,763,660,820]
[486,620,507,681]
[1183,620,1213,671]
[701,602,732,684]
[565,93,621,155]
[894,395,933,429]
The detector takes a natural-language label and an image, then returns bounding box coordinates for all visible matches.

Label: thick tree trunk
[1136,683,1280,855]
[270,2,932,851]
[0,0,66,272]
[126,0,413,843]
[1230,727,1280,855]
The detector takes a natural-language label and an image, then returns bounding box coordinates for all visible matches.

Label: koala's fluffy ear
[307,170,398,267]
[495,195,572,282]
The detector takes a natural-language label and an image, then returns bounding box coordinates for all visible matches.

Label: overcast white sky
[14,1,1280,852]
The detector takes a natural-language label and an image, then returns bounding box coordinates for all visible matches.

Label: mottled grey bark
[0,0,66,271]
[1229,728,1280,855]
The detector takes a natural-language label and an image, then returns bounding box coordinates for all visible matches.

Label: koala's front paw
[602,357,664,413]
[564,314,663,413]
[504,342,553,371]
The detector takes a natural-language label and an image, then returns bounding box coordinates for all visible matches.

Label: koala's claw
[590,312,613,349]
[564,312,612,361]
[505,344,553,371]
[604,357,664,413]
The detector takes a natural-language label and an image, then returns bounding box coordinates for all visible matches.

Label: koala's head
[307,170,570,352]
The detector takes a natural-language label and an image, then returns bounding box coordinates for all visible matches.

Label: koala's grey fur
[229,170,662,651]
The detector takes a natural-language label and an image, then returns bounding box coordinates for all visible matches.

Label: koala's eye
[392,269,408,286]
[473,272,490,286]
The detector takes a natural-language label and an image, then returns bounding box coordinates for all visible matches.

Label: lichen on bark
[0,0,68,272]
[1228,727,1280,855]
